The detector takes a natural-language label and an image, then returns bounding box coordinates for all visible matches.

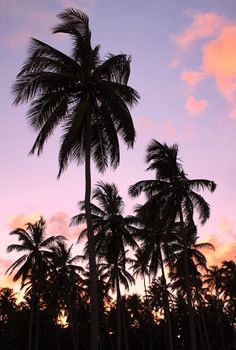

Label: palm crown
[12,8,139,176]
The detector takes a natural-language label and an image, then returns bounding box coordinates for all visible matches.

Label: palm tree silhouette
[72,181,138,350]
[12,9,139,349]
[6,217,63,350]
[47,240,85,350]
[130,210,175,350]
[129,139,216,350]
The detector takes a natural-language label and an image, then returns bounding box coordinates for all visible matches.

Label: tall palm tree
[72,181,138,350]
[129,139,216,350]
[6,217,63,350]
[12,9,139,350]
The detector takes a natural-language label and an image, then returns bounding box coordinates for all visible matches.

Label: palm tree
[72,181,138,350]
[129,139,216,350]
[0,288,18,326]
[101,255,135,350]
[204,265,223,301]
[130,212,175,350]
[220,260,236,301]
[130,248,150,298]
[204,261,236,350]
[46,240,85,350]
[6,217,63,350]
[12,9,139,350]
[167,226,214,295]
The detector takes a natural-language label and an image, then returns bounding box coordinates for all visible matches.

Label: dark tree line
[1,197,236,350]
[8,7,236,350]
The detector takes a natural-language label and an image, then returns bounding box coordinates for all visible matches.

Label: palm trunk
[28,292,34,350]
[35,297,40,350]
[199,310,211,350]
[143,273,148,300]
[196,314,205,350]
[121,301,129,350]
[116,271,122,350]
[85,107,99,350]
[104,316,115,350]
[68,298,77,350]
[158,245,174,350]
[29,277,37,350]
[179,206,197,350]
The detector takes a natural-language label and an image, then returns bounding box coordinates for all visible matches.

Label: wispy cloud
[0,258,13,272]
[203,25,236,106]
[47,212,81,240]
[172,12,236,118]
[135,117,153,135]
[8,213,41,229]
[185,96,208,115]
[205,234,236,266]
[169,57,181,69]
[181,70,205,86]
[173,12,227,49]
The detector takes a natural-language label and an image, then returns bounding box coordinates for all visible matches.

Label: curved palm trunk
[158,245,173,350]
[85,110,99,350]
[179,207,197,350]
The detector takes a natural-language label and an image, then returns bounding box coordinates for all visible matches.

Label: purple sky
[1,0,236,288]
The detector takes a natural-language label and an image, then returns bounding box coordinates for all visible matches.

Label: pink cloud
[0,259,13,272]
[185,96,208,115]
[204,234,236,266]
[202,25,236,102]
[8,213,41,229]
[173,12,227,49]
[230,106,236,119]
[169,57,181,69]
[156,120,178,142]
[7,212,81,241]
[181,70,205,86]
[135,117,153,134]
[47,212,81,240]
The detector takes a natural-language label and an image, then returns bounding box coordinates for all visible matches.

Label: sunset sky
[1,0,236,290]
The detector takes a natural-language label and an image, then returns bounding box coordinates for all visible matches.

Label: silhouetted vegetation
[3,142,235,349]
[7,7,235,350]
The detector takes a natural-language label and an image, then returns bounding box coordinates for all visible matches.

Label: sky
[1,0,236,291]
